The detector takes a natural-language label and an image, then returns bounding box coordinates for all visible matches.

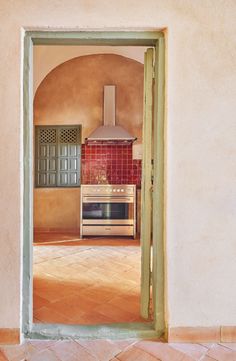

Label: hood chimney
[85,85,137,144]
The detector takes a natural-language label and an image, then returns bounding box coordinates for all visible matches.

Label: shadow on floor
[34,232,140,247]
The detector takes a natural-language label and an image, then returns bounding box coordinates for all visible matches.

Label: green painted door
[140,48,154,319]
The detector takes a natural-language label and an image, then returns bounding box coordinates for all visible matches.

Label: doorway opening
[22,31,166,340]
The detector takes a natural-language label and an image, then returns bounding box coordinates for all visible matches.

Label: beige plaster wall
[0,0,235,330]
[33,54,143,231]
[33,45,147,94]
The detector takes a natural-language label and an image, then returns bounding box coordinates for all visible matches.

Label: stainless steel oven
[80,185,136,238]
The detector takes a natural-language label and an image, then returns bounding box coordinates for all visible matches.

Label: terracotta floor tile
[34,284,77,303]
[33,274,59,288]
[0,351,8,361]
[111,340,139,351]
[49,340,97,361]
[93,303,137,323]
[135,340,184,361]
[220,343,236,352]
[78,286,121,303]
[200,356,219,361]
[33,294,51,310]
[107,296,141,316]
[169,343,208,360]
[1,342,37,361]
[180,356,196,361]
[200,343,215,350]
[2,340,236,361]
[33,233,144,325]
[206,344,236,360]
[116,346,160,361]
[34,306,72,324]
[29,340,58,350]
[33,317,41,322]
[70,310,115,324]
[76,339,122,361]
[28,348,60,361]
[48,296,99,322]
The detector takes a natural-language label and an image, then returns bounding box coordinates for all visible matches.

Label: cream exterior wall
[0,0,235,329]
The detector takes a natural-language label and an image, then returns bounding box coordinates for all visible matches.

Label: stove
[80,185,136,238]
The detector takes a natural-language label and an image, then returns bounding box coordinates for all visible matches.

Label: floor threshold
[27,322,161,340]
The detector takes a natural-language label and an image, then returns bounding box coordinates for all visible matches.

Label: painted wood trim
[22,30,166,340]
[27,30,164,46]
[140,48,154,319]
[28,322,161,340]
[22,34,34,336]
[0,329,20,345]
[152,37,166,333]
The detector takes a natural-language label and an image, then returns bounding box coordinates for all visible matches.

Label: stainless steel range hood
[85,85,137,143]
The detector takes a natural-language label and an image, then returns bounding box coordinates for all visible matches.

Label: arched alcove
[34,53,144,231]
[34,53,144,143]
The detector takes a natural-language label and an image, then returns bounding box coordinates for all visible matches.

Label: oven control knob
[113,189,116,192]
[117,189,120,192]
[121,189,124,192]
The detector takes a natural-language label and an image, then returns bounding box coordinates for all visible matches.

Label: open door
[140,39,165,333]
[140,47,154,319]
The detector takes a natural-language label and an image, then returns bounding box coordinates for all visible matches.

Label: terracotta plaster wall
[33,54,143,231]
[0,0,235,329]
[34,189,80,231]
[33,45,147,94]
[34,54,144,143]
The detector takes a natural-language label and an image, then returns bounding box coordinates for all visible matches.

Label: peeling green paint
[152,37,166,333]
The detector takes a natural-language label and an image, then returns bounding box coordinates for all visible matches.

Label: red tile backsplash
[81,144,142,186]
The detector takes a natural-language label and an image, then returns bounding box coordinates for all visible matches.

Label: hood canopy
[85,85,137,144]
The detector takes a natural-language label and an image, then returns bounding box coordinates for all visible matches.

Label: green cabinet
[35,125,81,187]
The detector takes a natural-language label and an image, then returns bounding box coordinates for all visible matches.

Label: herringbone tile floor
[1,233,236,360]
[33,232,147,324]
[1,339,236,360]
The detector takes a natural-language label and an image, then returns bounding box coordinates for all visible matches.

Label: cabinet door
[35,125,81,187]
[35,127,57,187]
[57,127,81,187]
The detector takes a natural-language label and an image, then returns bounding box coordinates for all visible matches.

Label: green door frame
[22,30,166,340]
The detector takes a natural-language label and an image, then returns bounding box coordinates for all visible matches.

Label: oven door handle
[82,196,134,203]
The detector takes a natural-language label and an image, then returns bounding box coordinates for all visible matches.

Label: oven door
[82,196,134,225]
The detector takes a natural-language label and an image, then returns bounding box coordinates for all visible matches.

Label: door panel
[140,47,154,319]
[152,38,165,332]
[35,125,81,187]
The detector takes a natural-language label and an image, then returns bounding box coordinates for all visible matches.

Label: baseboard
[168,326,236,343]
[34,227,80,233]
[221,326,236,342]
[0,328,20,345]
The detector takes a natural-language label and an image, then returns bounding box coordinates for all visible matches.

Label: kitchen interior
[33,45,152,325]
